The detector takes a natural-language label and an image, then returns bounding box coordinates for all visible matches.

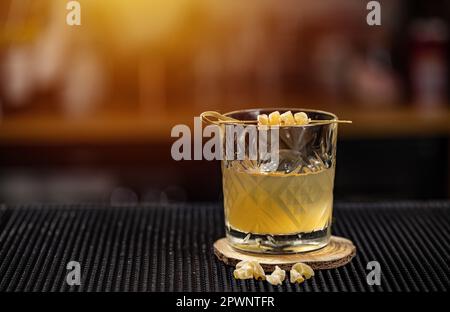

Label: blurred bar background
[0,0,449,203]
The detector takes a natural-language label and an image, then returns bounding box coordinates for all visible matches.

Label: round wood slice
[214,236,356,271]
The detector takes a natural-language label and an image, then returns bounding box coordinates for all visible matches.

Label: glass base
[226,226,331,254]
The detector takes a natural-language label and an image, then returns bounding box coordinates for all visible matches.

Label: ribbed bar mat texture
[0,201,448,292]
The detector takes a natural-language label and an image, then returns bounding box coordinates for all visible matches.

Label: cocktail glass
[221,108,338,253]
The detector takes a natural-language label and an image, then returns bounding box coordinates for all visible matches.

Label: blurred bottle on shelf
[60,48,105,119]
[2,47,34,109]
[0,0,105,118]
[1,0,41,112]
[409,19,448,108]
[194,46,222,111]
[348,43,402,108]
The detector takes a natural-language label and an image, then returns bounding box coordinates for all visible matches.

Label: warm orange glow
[85,0,191,47]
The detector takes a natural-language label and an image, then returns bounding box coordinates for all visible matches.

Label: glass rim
[223,108,338,128]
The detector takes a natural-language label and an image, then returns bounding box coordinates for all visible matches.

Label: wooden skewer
[200,111,352,126]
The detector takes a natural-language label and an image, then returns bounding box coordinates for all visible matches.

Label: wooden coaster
[214,236,356,272]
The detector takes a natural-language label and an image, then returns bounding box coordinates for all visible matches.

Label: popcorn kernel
[294,112,309,125]
[257,114,269,126]
[268,111,281,125]
[233,264,254,280]
[289,262,314,283]
[280,111,296,125]
[234,260,266,280]
[266,266,286,286]
[289,269,305,284]
[291,262,314,279]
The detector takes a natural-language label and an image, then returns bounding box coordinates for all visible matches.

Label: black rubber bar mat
[0,201,448,292]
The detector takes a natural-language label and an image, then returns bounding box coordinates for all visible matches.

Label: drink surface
[222,166,335,235]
